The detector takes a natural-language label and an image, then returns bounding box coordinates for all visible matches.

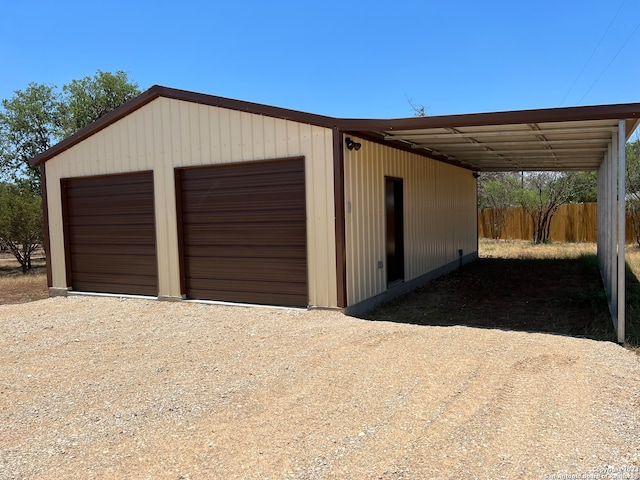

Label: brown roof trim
[30,84,640,166]
[338,102,640,132]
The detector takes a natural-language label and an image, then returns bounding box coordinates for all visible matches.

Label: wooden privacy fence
[478,203,637,243]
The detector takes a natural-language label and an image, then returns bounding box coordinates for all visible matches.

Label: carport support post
[617,120,626,344]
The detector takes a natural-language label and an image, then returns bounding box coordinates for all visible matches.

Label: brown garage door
[61,172,158,296]
[176,157,307,307]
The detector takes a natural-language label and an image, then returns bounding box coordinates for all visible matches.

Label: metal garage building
[31,86,639,341]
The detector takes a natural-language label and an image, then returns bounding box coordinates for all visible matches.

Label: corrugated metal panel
[44,97,337,307]
[61,172,157,296]
[344,137,477,306]
[177,158,307,307]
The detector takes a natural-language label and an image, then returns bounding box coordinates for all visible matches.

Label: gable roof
[30,85,640,171]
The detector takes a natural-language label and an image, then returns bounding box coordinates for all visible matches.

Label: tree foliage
[517,172,575,244]
[0,70,140,191]
[626,139,640,246]
[565,171,598,203]
[0,83,61,191]
[59,70,140,138]
[0,182,43,273]
[477,172,520,239]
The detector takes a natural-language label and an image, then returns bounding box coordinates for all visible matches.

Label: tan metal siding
[344,137,477,306]
[44,97,337,307]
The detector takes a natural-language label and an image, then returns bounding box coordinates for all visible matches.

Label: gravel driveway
[1,296,639,480]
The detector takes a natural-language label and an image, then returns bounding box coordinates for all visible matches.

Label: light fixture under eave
[345,137,361,151]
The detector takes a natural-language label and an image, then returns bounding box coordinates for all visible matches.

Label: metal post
[611,136,618,320]
[617,120,626,344]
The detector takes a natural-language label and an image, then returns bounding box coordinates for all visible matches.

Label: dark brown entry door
[61,172,158,296]
[385,177,404,287]
[176,157,308,307]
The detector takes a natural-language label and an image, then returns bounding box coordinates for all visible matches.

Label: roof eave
[338,102,640,132]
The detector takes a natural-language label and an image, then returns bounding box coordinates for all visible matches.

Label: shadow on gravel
[360,255,623,343]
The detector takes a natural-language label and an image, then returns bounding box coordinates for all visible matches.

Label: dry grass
[0,254,48,305]
[482,239,640,350]
[479,238,597,259]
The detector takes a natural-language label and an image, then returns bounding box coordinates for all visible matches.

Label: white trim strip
[617,120,626,343]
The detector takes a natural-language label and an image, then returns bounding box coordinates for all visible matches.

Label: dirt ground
[0,252,47,306]
[1,296,639,480]
[365,255,614,340]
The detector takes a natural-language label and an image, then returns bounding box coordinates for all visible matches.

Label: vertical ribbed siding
[44,97,337,307]
[344,137,477,306]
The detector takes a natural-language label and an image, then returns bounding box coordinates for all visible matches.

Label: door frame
[385,176,405,287]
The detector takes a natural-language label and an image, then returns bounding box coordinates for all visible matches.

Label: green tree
[626,139,640,246]
[565,171,598,203]
[0,181,43,273]
[517,172,575,244]
[59,70,140,138]
[0,83,61,192]
[477,172,519,239]
[0,70,140,191]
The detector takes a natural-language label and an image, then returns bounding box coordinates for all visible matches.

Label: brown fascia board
[337,102,640,132]
[30,85,342,166]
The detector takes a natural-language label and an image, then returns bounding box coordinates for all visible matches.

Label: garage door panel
[70,253,158,277]
[66,182,153,199]
[72,277,158,296]
[186,288,307,307]
[69,224,156,245]
[66,195,155,217]
[180,158,302,180]
[185,245,306,259]
[188,279,307,297]
[63,172,152,189]
[178,158,307,306]
[182,210,306,225]
[63,172,158,296]
[181,171,303,191]
[180,189,304,213]
[67,213,156,227]
[184,223,305,247]
[70,243,157,257]
[186,257,306,282]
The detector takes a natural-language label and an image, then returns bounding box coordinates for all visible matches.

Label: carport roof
[30,85,640,172]
[341,103,640,172]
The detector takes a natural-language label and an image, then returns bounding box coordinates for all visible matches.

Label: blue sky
[2,0,639,119]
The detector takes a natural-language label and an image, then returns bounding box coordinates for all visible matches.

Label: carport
[342,104,640,343]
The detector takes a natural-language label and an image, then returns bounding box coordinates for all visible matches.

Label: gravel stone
[0,296,639,479]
